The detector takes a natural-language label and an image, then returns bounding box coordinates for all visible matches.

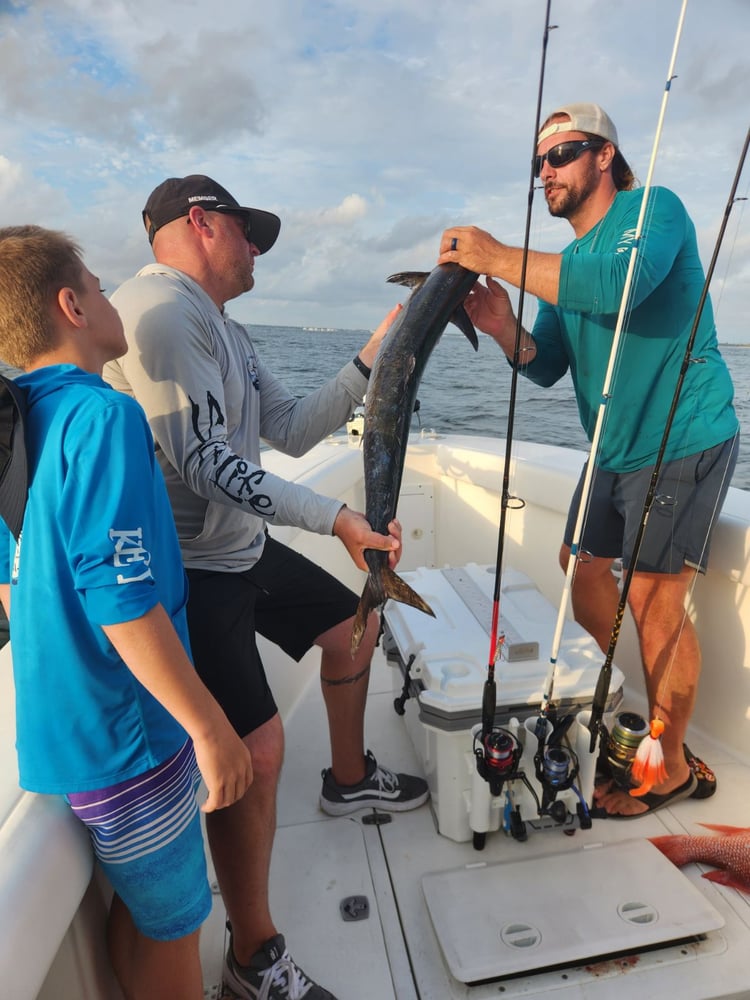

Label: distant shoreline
[245,326,749,347]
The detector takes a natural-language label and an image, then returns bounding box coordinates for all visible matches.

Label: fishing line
[610,126,750,793]
[534,0,689,747]
[480,0,557,742]
[708,171,749,319]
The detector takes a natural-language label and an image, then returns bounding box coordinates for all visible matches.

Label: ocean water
[3,328,744,488]
[247,324,750,492]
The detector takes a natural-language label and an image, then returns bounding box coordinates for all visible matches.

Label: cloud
[0,0,746,339]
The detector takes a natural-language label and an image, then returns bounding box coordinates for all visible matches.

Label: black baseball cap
[142,174,281,254]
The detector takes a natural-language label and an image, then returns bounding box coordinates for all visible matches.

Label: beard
[544,156,600,220]
[228,258,255,298]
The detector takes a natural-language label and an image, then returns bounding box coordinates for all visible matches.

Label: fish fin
[387,271,430,290]
[450,303,479,350]
[351,576,380,658]
[701,869,750,893]
[698,823,750,836]
[381,564,435,618]
[350,565,435,657]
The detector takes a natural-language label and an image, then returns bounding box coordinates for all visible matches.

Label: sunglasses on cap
[534,139,605,177]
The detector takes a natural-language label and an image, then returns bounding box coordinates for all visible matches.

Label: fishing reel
[473,726,523,796]
[600,710,649,789]
[530,714,587,825]
[470,712,596,846]
[471,725,529,847]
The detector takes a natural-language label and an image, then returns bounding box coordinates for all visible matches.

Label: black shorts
[186,535,359,737]
[563,436,738,574]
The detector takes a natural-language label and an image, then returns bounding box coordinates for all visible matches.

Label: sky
[0,0,748,340]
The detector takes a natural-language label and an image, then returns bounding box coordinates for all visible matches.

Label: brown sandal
[684,743,717,799]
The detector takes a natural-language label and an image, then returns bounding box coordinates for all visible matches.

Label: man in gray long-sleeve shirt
[104,174,428,1000]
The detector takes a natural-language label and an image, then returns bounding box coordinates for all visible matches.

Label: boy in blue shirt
[0,225,252,999]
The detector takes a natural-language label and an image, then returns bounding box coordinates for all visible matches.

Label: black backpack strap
[0,374,29,540]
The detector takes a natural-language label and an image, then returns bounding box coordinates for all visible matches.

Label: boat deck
[3,435,747,1000]
[201,640,750,1000]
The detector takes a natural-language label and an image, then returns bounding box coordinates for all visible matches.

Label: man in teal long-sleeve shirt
[438,102,738,818]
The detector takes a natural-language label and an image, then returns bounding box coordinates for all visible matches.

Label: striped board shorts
[66,740,211,941]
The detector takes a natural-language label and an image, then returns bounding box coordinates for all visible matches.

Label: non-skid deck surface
[203,644,750,1000]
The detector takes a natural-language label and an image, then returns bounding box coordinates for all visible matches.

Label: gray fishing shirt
[104,264,367,571]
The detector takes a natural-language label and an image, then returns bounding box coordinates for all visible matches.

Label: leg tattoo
[321,663,371,687]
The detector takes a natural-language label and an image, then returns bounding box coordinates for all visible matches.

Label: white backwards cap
[538,103,619,146]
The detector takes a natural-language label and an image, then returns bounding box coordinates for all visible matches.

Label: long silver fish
[350,263,478,655]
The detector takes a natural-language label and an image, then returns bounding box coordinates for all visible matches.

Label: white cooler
[382,563,625,843]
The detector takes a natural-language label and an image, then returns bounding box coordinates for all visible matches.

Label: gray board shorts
[563,436,738,573]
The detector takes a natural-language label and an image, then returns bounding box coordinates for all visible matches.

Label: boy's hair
[0,226,86,369]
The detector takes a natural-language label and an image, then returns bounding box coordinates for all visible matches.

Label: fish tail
[350,566,435,657]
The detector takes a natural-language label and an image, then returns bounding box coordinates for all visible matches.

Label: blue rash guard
[522,186,738,472]
[0,366,189,794]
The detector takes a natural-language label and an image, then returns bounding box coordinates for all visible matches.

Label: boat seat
[0,644,94,1000]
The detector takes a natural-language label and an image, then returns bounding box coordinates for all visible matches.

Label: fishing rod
[475,0,557,793]
[531,0,689,754]
[593,123,750,792]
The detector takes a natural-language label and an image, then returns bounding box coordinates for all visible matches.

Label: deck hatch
[421,839,724,983]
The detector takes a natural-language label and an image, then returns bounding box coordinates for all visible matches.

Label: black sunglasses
[184,207,252,243]
[534,139,604,177]
[213,207,253,243]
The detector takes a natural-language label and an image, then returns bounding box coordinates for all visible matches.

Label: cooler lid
[384,563,625,714]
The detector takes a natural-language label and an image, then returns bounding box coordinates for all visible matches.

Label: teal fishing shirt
[523,186,738,472]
